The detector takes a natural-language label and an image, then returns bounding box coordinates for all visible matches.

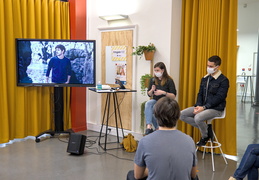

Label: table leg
[114,93,124,138]
[98,93,111,151]
[113,93,120,143]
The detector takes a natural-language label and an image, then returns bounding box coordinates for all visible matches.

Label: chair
[196,108,228,171]
[236,74,247,102]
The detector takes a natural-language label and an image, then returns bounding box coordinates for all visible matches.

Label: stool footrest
[195,132,228,171]
[200,140,221,149]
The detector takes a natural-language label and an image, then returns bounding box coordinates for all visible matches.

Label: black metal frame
[35,87,73,142]
[98,92,125,151]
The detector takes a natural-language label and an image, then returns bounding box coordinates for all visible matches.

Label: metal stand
[98,92,124,151]
[241,75,255,103]
[196,131,228,171]
[196,109,227,171]
[35,87,73,142]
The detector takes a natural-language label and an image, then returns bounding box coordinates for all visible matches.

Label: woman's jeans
[234,144,259,180]
[144,99,158,129]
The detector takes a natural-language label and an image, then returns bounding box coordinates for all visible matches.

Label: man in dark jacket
[46,44,72,84]
[180,55,229,146]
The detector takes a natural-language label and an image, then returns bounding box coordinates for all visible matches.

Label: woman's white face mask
[154,67,164,78]
[154,72,163,78]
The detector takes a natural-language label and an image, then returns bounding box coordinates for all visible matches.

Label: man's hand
[193,106,205,114]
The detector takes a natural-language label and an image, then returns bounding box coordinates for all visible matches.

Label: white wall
[237,1,259,96]
[238,1,259,74]
[86,0,182,139]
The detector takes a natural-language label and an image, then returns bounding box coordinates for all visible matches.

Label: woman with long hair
[144,62,177,135]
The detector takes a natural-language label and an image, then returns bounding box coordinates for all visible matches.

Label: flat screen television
[16,38,96,87]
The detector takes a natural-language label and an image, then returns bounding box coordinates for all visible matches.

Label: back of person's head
[208,55,221,66]
[154,97,180,128]
[55,44,66,52]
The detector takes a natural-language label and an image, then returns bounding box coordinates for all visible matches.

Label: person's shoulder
[50,56,58,60]
[168,77,174,81]
[140,131,160,141]
[137,135,150,146]
[202,74,210,79]
[167,77,175,83]
[48,57,55,62]
[175,130,194,141]
[220,73,228,78]
[219,74,229,82]
[175,129,188,135]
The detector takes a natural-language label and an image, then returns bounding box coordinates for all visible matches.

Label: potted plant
[140,101,147,133]
[140,74,153,96]
[140,74,153,133]
[132,43,156,60]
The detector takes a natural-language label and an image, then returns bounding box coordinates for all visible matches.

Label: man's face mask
[207,66,218,74]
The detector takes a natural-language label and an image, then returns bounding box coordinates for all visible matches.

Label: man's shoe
[207,124,214,141]
[196,137,210,146]
[145,128,154,135]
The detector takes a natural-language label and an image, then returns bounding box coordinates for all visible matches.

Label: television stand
[35,87,74,142]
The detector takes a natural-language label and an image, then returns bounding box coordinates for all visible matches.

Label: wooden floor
[0,96,257,180]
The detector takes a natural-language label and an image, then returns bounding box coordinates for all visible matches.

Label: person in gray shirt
[127,97,198,180]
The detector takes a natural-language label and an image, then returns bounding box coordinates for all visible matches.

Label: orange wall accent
[69,0,87,132]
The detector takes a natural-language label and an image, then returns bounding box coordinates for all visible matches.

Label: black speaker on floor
[67,133,86,155]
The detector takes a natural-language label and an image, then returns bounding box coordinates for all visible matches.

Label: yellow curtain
[0,0,71,144]
[178,0,237,155]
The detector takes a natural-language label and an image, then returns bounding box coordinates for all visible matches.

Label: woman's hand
[154,89,165,96]
[148,85,156,96]
[151,85,156,91]
[153,89,176,99]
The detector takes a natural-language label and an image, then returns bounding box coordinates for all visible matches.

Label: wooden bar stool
[196,108,228,171]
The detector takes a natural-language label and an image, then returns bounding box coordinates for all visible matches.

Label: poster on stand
[106,46,127,85]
